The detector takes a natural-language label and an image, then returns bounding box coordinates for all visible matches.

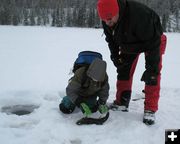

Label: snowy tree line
[0,0,180,32]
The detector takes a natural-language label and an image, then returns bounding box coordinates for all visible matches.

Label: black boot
[109,91,131,112]
[120,90,131,110]
[143,110,155,125]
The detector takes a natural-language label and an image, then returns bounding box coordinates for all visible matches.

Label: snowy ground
[0,26,180,144]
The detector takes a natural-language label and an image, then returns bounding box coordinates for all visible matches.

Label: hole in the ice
[1,105,39,116]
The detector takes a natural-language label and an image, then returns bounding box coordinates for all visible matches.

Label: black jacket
[102,0,163,73]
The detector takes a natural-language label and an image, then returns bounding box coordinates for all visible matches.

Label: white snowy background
[0,26,180,144]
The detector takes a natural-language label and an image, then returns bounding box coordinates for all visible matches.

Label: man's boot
[109,90,131,112]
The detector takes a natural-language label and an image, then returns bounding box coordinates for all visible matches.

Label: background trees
[0,0,179,32]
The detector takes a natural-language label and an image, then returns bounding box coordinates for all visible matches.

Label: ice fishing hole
[1,105,39,116]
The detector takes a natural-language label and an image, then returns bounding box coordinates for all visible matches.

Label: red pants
[115,34,167,112]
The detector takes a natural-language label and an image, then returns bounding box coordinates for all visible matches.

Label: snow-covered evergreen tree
[0,0,179,31]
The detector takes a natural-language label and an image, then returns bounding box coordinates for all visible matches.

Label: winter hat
[97,0,119,21]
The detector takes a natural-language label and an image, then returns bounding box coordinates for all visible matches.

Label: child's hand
[98,104,108,114]
[80,103,92,117]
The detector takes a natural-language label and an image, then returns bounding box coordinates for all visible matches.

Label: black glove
[141,70,158,85]
[111,54,123,67]
[111,53,136,68]
[113,58,123,67]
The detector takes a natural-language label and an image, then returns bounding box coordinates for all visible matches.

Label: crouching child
[59,51,109,125]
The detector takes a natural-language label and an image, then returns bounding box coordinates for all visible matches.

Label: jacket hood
[86,58,107,82]
[117,0,127,22]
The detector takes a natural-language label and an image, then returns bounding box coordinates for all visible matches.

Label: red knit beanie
[97,0,119,21]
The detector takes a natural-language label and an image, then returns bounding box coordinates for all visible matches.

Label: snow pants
[115,34,167,112]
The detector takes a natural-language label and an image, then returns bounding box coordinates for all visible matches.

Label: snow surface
[0,26,180,144]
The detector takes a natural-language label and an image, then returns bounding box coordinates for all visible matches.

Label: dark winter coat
[66,59,109,105]
[102,0,163,74]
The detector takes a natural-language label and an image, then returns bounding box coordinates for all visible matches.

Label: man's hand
[141,70,158,85]
[111,54,122,67]
[112,58,123,67]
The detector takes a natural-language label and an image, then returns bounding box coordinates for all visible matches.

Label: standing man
[97,0,167,125]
